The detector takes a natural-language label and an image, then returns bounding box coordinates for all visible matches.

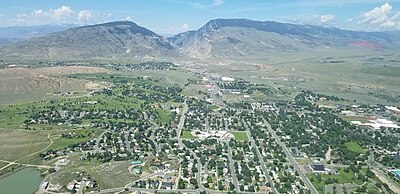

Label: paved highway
[262,118,318,194]
[242,120,277,194]
[226,143,239,191]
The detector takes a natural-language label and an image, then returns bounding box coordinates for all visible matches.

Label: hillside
[0,21,180,61]
[169,19,400,58]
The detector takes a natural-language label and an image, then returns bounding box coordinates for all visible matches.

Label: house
[161,182,174,190]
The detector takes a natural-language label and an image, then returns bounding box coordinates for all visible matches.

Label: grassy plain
[207,51,400,105]
[0,130,50,162]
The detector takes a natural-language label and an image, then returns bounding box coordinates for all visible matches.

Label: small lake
[0,168,42,194]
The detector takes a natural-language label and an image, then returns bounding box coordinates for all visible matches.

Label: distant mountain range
[0,24,76,44]
[1,19,399,61]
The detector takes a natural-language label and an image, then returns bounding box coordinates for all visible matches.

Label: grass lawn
[341,115,372,123]
[231,131,249,141]
[49,128,105,150]
[307,168,365,194]
[345,142,366,153]
[207,105,220,110]
[181,131,197,139]
[295,157,313,165]
[154,108,171,124]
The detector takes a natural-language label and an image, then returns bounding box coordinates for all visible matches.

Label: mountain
[169,19,400,58]
[0,21,179,61]
[0,24,76,44]
[2,19,400,61]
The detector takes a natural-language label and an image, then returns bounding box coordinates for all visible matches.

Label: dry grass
[0,66,109,104]
[0,130,50,162]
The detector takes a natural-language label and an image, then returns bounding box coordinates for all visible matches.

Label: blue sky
[1,0,400,34]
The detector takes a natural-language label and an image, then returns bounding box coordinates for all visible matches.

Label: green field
[307,168,365,193]
[154,108,172,125]
[231,131,249,141]
[345,142,366,153]
[341,115,371,123]
[49,128,105,150]
[181,131,197,139]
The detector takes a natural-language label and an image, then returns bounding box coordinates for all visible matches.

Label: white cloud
[78,10,93,23]
[51,6,73,21]
[213,0,224,6]
[125,16,132,21]
[9,5,114,26]
[33,9,49,17]
[181,23,189,30]
[320,14,335,23]
[360,3,400,30]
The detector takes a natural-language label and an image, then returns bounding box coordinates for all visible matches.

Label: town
[0,62,399,194]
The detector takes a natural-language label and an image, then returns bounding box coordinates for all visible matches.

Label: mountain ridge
[0,21,180,61]
[168,18,400,58]
[1,19,400,61]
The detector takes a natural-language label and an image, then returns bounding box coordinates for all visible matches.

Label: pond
[0,168,43,194]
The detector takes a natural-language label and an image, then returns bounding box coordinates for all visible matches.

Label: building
[386,106,400,115]
[131,160,142,165]
[310,165,326,173]
[221,77,235,82]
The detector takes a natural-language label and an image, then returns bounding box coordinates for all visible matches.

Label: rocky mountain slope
[0,21,180,60]
[169,19,400,58]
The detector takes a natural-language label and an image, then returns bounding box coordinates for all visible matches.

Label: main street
[226,142,239,191]
[262,118,318,194]
[242,120,278,194]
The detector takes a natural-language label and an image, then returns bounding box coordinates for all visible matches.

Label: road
[226,142,240,191]
[125,172,165,188]
[206,75,227,108]
[262,118,318,194]
[91,187,199,194]
[372,169,400,194]
[0,159,54,170]
[242,120,277,194]
[0,134,54,171]
[176,100,188,138]
[94,129,109,151]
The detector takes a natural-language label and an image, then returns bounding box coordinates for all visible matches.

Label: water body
[0,168,42,194]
